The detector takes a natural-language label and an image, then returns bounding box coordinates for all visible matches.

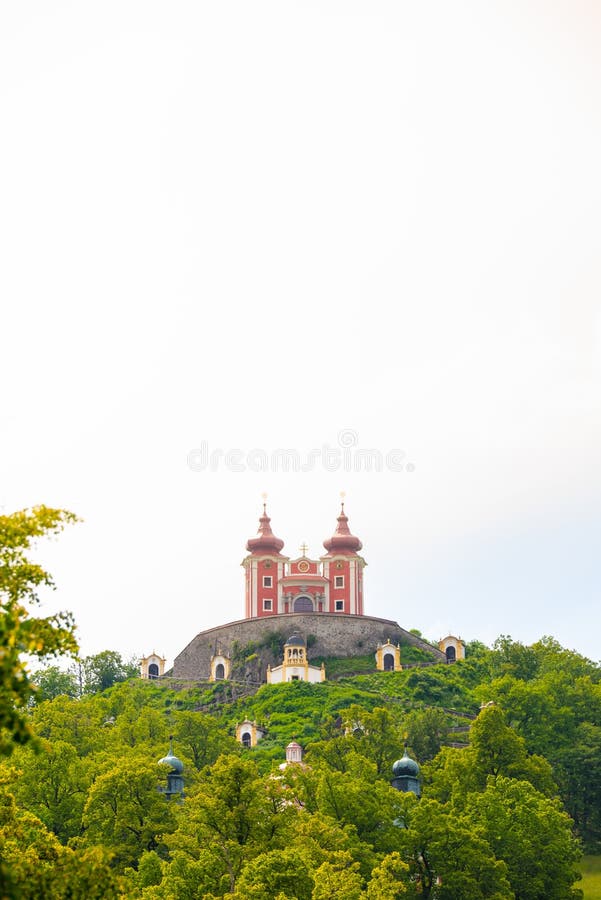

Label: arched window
[294,595,313,612]
[148,663,159,678]
[445,645,456,663]
[215,663,225,680]
[241,732,252,748]
[383,653,395,672]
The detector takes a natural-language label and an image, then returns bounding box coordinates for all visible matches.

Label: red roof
[323,503,362,555]
[246,505,285,556]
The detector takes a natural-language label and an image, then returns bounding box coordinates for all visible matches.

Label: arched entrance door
[383,653,395,671]
[241,732,251,748]
[215,663,225,680]
[445,646,456,663]
[148,663,159,678]
[294,595,313,612]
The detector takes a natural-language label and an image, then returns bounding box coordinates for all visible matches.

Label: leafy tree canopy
[0,506,78,755]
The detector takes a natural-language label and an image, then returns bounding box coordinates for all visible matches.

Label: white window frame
[335,599,344,611]
[334,575,345,589]
[263,598,273,611]
[263,575,273,588]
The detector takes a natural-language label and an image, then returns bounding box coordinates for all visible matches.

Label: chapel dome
[159,738,184,775]
[392,748,420,778]
[286,634,306,647]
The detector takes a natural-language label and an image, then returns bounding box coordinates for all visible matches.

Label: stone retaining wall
[172,613,445,681]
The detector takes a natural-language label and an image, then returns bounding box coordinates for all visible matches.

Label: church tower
[321,502,366,615]
[241,503,288,618]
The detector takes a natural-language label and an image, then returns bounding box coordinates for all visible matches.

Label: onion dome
[392,747,420,779]
[159,736,184,775]
[286,634,306,647]
[323,502,363,555]
[246,503,285,555]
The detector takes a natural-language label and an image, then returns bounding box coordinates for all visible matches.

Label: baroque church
[148,502,441,796]
[141,502,465,684]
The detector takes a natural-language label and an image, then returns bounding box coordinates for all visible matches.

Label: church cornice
[241,553,290,566]
[279,574,329,585]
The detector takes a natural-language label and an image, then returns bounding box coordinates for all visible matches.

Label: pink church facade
[241,503,366,619]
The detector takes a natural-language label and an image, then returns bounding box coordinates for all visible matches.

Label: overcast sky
[2,1,600,667]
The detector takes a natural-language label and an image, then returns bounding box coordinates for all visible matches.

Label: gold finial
[299,542,309,556]
[261,492,268,514]
[340,490,346,512]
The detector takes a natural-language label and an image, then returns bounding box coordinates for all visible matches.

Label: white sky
[1,1,600,666]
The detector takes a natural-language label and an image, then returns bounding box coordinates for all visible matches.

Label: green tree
[469,705,555,795]
[123,849,164,893]
[173,710,239,771]
[531,636,599,681]
[404,707,449,763]
[0,506,78,754]
[0,772,120,899]
[30,692,112,756]
[489,635,540,681]
[466,776,582,900]
[291,752,402,853]
[426,705,556,803]
[397,796,512,899]
[82,755,177,871]
[366,852,409,898]
[113,702,169,750]
[11,738,91,841]
[162,754,296,894]
[342,706,405,776]
[233,848,313,900]
[479,671,601,760]
[291,810,376,879]
[82,650,139,694]
[31,665,79,702]
[311,852,363,900]
[560,722,601,849]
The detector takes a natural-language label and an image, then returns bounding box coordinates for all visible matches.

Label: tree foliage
[0,506,78,754]
[82,756,177,871]
[81,650,140,694]
[1,619,596,895]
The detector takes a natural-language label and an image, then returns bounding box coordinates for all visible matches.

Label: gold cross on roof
[299,542,309,556]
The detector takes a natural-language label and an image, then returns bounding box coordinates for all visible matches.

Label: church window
[263,575,272,587]
[335,600,344,611]
[334,575,344,588]
[263,599,272,611]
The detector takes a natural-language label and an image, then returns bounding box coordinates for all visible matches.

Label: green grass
[578,855,601,899]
